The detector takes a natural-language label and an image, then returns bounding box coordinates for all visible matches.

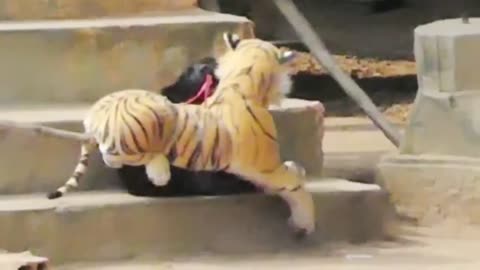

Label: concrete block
[0,10,253,104]
[415,18,480,93]
[0,180,393,265]
[0,99,324,195]
[400,90,480,157]
[377,154,480,226]
[0,0,198,20]
[379,19,480,229]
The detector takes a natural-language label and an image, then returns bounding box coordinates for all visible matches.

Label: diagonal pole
[273,0,401,147]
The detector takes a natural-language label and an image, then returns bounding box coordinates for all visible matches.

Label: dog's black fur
[117,57,258,197]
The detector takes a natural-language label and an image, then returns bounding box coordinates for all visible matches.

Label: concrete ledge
[0,10,253,104]
[415,18,480,93]
[400,89,480,157]
[0,180,392,265]
[0,0,198,21]
[0,98,324,194]
[376,153,480,226]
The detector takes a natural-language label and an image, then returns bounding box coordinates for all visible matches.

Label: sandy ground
[60,224,480,270]
[283,48,416,124]
[283,48,417,78]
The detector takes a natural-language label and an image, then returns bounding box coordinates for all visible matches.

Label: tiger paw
[146,155,171,186]
[288,213,315,237]
[286,189,316,237]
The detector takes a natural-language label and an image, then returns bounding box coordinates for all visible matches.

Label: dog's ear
[223,32,241,50]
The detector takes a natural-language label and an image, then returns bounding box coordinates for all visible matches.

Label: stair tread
[0,178,388,264]
[0,103,89,123]
[0,9,249,31]
[0,98,319,123]
[0,179,381,212]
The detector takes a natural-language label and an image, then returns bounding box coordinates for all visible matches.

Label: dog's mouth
[185,74,215,104]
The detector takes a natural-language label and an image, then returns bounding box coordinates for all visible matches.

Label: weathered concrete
[0,179,393,265]
[0,99,324,194]
[377,154,480,226]
[378,19,480,226]
[401,18,480,156]
[415,18,480,93]
[58,225,480,270]
[0,9,253,104]
[0,0,198,20]
[400,90,480,156]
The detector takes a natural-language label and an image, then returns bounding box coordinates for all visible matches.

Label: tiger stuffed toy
[119,56,257,197]
[47,33,316,237]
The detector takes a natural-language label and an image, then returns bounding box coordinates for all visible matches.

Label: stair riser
[0,100,324,194]
[0,188,391,265]
[0,16,252,104]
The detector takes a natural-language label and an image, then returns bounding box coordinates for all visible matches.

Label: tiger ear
[223,32,241,50]
[278,50,297,65]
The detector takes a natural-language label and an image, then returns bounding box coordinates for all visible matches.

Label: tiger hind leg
[145,154,171,186]
[244,161,315,238]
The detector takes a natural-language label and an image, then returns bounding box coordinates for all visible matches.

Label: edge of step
[0,179,394,265]
[0,0,198,21]
[0,9,251,31]
[0,98,325,194]
[0,8,254,104]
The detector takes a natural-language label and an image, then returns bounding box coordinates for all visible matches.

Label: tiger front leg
[145,154,171,186]
[253,162,315,238]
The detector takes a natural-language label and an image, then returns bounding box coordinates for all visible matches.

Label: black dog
[117,57,258,197]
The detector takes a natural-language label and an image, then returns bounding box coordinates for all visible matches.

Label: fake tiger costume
[47,33,316,236]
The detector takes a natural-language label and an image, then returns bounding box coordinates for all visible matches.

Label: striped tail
[47,140,97,199]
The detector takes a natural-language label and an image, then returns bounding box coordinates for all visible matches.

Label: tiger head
[214,32,297,107]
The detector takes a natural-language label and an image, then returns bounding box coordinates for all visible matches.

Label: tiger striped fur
[47,33,316,236]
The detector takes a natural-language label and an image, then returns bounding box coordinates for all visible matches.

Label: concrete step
[0,98,324,195]
[0,179,393,265]
[0,0,197,21]
[0,9,253,104]
[324,117,406,132]
[322,126,400,182]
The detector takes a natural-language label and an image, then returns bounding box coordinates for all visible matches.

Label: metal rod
[273,0,401,147]
[0,120,91,142]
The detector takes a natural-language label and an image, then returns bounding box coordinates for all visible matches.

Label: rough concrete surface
[322,126,399,182]
[0,0,198,20]
[0,179,392,265]
[400,89,480,157]
[401,19,480,156]
[0,9,253,104]
[415,18,480,93]
[381,19,480,228]
[58,227,480,270]
[377,154,480,226]
[0,98,324,194]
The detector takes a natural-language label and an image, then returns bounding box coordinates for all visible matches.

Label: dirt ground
[282,48,417,124]
[60,224,480,270]
[284,49,417,78]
